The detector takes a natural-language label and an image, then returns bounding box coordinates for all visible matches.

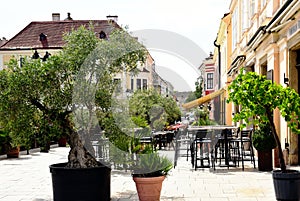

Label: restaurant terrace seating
[229,129,256,170]
[174,128,193,168]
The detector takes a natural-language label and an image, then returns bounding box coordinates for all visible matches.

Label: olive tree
[0,24,146,168]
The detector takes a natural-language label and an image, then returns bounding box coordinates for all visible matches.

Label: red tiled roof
[0,20,120,50]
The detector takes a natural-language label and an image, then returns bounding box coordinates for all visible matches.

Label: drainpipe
[214,39,221,90]
[214,39,224,124]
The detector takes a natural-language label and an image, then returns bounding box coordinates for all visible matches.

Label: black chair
[173,128,193,168]
[212,129,236,169]
[192,129,212,170]
[229,129,256,170]
[165,131,175,149]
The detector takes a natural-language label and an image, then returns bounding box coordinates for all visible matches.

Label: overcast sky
[0,0,230,91]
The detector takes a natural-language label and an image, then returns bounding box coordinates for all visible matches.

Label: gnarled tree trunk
[64,118,99,168]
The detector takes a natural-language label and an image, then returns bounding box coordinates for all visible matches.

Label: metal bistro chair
[229,129,256,170]
[192,129,212,170]
[174,128,193,168]
[212,128,235,169]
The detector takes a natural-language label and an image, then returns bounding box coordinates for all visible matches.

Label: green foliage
[131,116,149,128]
[193,107,217,126]
[132,151,173,177]
[227,68,300,171]
[0,130,10,154]
[184,92,197,103]
[252,123,277,151]
[129,90,181,130]
[194,79,203,99]
[0,23,147,167]
[227,69,300,134]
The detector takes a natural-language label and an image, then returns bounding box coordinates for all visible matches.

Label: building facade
[215,0,300,165]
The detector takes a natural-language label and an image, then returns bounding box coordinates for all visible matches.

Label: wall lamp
[284,73,289,86]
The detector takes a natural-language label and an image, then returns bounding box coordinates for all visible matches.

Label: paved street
[0,146,290,201]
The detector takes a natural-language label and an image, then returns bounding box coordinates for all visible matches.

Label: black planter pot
[49,162,111,201]
[272,170,300,201]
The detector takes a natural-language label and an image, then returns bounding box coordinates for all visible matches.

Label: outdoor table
[188,125,238,168]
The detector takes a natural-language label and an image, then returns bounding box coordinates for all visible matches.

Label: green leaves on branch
[227,68,300,134]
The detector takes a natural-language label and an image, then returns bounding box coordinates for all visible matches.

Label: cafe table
[188,125,238,168]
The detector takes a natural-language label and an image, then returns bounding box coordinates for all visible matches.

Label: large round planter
[257,150,273,171]
[49,162,111,201]
[272,170,300,201]
[133,175,165,201]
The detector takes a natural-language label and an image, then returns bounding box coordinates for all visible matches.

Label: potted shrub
[0,130,20,158]
[132,147,173,201]
[0,25,146,201]
[227,69,300,200]
[252,123,277,171]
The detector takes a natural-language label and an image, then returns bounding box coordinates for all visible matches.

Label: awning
[182,88,225,110]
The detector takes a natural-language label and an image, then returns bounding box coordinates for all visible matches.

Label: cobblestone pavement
[0,146,296,201]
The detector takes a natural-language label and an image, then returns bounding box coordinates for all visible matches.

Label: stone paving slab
[0,146,296,201]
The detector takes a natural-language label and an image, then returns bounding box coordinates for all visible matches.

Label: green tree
[129,90,181,130]
[194,79,203,99]
[227,69,300,171]
[0,24,146,168]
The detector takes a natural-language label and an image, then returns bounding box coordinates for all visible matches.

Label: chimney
[52,13,60,21]
[64,12,73,20]
[106,15,118,22]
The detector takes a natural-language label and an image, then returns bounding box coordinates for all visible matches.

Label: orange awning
[182,88,225,110]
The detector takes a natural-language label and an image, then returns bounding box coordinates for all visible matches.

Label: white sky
[0,0,230,91]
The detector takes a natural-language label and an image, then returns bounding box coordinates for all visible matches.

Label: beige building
[214,0,300,166]
[0,13,172,96]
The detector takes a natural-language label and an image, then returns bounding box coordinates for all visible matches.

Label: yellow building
[215,0,300,165]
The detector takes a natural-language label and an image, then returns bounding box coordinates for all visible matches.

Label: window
[113,78,121,93]
[207,73,213,89]
[232,8,238,49]
[250,0,256,17]
[242,0,249,31]
[131,79,134,90]
[99,31,106,39]
[137,79,141,90]
[19,57,24,67]
[261,0,266,8]
[143,79,147,90]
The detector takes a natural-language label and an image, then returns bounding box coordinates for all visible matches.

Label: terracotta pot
[7,146,20,158]
[58,137,67,147]
[133,176,165,201]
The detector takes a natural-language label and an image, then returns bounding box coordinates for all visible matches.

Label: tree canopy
[129,89,181,131]
[227,69,300,171]
[0,24,147,168]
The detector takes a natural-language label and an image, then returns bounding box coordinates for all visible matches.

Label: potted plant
[131,147,173,201]
[0,130,20,158]
[0,25,146,201]
[227,69,300,200]
[252,122,276,171]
